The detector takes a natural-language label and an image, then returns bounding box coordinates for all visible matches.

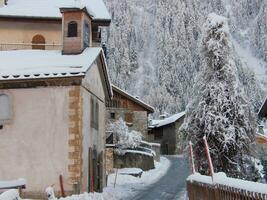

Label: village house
[148,112,185,155]
[105,85,154,141]
[0,0,112,198]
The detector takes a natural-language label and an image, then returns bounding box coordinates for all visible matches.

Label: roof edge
[112,85,154,113]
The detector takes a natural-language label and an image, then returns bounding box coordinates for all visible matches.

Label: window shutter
[0,94,10,122]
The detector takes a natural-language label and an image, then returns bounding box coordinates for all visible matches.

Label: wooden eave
[0,76,83,89]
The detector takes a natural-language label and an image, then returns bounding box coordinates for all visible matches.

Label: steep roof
[0,47,112,98]
[258,97,267,118]
[112,85,154,113]
[0,0,111,21]
[150,112,185,128]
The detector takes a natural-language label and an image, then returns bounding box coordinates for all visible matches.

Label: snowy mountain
[102,0,267,116]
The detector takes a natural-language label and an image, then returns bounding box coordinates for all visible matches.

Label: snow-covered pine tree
[181,13,257,179]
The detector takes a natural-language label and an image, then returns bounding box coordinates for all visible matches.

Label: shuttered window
[0,94,11,123]
[91,97,99,130]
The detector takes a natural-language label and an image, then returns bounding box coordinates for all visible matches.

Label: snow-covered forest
[102,0,267,116]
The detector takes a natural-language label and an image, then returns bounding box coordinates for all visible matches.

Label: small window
[32,34,45,50]
[0,94,11,123]
[68,21,78,37]
[83,22,90,47]
[110,112,116,119]
[91,97,99,130]
[124,113,133,123]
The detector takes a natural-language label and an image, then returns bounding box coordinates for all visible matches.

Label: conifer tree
[181,13,256,179]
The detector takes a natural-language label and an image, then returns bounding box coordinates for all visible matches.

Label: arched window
[0,94,11,123]
[68,21,78,37]
[32,34,46,50]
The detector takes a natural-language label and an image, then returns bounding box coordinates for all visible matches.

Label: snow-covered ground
[104,156,170,200]
[0,157,170,200]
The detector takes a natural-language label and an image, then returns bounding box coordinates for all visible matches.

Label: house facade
[0,0,112,198]
[148,112,185,155]
[105,85,154,140]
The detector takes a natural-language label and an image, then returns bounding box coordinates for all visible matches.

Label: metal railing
[0,43,62,51]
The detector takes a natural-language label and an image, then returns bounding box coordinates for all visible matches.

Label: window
[83,22,90,47]
[110,112,115,119]
[0,94,11,123]
[91,98,99,130]
[124,113,133,123]
[68,21,78,37]
[32,34,45,50]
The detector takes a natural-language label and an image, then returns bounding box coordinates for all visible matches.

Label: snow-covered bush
[181,13,257,180]
[108,118,142,149]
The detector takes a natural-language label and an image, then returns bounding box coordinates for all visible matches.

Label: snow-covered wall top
[0,0,111,20]
[0,47,102,80]
[187,172,267,194]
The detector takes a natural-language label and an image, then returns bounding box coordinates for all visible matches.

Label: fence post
[203,136,214,179]
[189,141,196,174]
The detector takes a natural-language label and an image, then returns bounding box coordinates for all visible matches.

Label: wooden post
[59,175,65,197]
[203,136,214,179]
[114,168,119,188]
[189,141,196,174]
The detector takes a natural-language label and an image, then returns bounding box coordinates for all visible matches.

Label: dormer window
[68,21,78,37]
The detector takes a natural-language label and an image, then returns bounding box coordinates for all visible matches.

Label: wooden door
[32,34,45,50]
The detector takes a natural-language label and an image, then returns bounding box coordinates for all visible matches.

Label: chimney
[60,7,92,54]
[159,114,167,120]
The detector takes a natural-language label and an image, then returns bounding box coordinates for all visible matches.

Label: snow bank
[119,168,143,175]
[104,156,171,200]
[0,189,20,200]
[187,172,267,194]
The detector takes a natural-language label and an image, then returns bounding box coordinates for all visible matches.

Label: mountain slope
[102,0,267,116]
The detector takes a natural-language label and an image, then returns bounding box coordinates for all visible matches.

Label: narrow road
[132,156,189,200]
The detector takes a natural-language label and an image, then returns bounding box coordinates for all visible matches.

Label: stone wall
[105,147,114,174]
[114,152,154,171]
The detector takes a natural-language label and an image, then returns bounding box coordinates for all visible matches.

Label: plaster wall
[81,60,106,192]
[0,87,71,194]
[0,20,61,48]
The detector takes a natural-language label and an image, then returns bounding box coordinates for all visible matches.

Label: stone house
[105,85,154,141]
[0,0,112,198]
[148,112,185,155]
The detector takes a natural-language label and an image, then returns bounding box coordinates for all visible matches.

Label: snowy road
[131,156,189,200]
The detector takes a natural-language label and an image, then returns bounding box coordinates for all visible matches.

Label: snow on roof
[0,48,102,80]
[0,0,111,21]
[112,85,155,113]
[150,111,185,128]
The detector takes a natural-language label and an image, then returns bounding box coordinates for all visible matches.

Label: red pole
[59,175,65,197]
[189,141,196,174]
[203,136,214,180]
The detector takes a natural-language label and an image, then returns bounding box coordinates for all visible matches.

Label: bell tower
[60,7,92,54]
